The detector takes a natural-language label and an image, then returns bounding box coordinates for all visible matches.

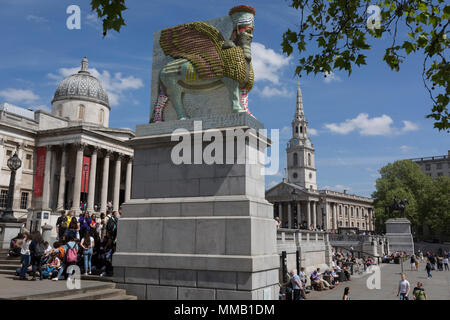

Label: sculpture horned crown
[151,5,256,123]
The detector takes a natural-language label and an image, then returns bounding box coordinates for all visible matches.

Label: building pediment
[265,181,315,200]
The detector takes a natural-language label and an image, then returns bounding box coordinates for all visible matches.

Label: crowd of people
[8,208,121,281]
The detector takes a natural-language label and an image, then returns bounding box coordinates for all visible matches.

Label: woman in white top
[80,233,95,275]
[18,232,32,280]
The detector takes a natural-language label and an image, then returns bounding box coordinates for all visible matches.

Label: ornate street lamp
[83,162,89,206]
[1,152,22,221]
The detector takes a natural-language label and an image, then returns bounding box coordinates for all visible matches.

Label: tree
[372,160,449,240]
[281,0,449,131]
[90,0,127,37]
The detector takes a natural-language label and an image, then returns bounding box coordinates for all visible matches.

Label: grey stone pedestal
[113,116,279,300]
[0,220,22,249]
[385,218,414,255]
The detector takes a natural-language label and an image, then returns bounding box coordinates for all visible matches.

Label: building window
[356,208,359,218]
[58,104,63,117]
[362,223,365,229]
[293,153,298,166]
[300,126,303,133]
[308,153,311,166]
[0,190,8,208]
[309,172,313,179]
[437,172,443,176]
[339,221,343,226]
[99,109,104,125]
[293,172,298,179]
[295,126,298,134]
[351,207,353,217]
[357,222,359,228]
[437,163,442,169]
[4,149,12,167]
[425,164,430,171]
[25,154,32,170]
[345,207,348,217]
[351,222,354,227]
[78,105,85,120]
[20,192,28,209]
[345,221,349,227]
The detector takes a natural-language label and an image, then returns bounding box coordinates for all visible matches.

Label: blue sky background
[0,0,448,197]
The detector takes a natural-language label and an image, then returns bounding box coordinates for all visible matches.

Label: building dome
[52,57,110,109]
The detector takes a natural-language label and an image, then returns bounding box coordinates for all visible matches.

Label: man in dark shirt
[55,211,67,241]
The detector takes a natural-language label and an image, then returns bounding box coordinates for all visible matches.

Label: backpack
[66,243,78,263]
[34,242,45,257]
[106,217,117,232]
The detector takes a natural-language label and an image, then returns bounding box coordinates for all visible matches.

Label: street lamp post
[1,152,22,221]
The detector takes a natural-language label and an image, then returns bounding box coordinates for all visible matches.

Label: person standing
[55,211,67,241]
[397,273,410,300]
[289,270,304,300]
[412,282,427,300]
[410,254,416,271]
[80,232,95,275]
[29,232,45,281]
[342,287,351,300]
[443,254,449,271]
[78,211,92,240]
[426,261,432,278]
[18,232,31,280]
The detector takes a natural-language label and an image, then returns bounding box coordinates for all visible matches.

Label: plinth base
[385,218,414,255]
[0,220,22,249]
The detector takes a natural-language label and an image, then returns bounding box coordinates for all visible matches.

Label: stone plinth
[113,117,279,300]
[0,220,22,249]
[385,218,414,255]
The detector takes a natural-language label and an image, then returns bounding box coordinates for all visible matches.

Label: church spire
[296,78,304,118]
[79,57,89,74]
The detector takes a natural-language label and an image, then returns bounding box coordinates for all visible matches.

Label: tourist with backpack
[53,236,78,281]
[106,212,118,240]
[29,232,45,280]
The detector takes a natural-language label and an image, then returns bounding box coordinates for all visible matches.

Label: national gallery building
[0,58,134,221]
[266,83,375,232]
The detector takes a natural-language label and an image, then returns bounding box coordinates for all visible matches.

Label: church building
[265,82,374,232]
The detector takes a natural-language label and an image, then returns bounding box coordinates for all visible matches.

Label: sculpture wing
[160,22,225,79]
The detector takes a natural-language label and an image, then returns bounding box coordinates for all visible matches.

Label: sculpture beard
[236,30,253,62]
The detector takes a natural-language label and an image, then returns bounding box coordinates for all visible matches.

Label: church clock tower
[286,80,317,190]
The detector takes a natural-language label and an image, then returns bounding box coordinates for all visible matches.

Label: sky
[0,0,448,197]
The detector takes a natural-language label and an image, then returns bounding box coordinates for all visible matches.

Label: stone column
[100,150,111,213]
[56,144,68,211]
[312,201,317,229]
[124,156,133,202]
[113,154,122,212]
[0,138,4,169]
[306,201,311,228]
[49,147,58,209]
[71,143,85,213]
[287,202,292,229]
[333,203,338,230]
[296,202,301,228]
[87,147,98,212]
[41,145,52,209]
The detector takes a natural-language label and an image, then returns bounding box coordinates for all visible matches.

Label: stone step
[0,259,21,265]
[13,283,117,300]
[0,264,19,270]
[47,288,127,300]
[0,269,16,275]
[101,294,138,300]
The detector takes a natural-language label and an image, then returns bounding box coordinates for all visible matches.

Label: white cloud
[251,42,291,84]
[259,86,291,98]
[26,15,48,23]
[309,128,318,136]
[0,88,40,104]
[324,113,419,136]
[48,66,144,107]
[400,145,413,153]
[323,71,341,83]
